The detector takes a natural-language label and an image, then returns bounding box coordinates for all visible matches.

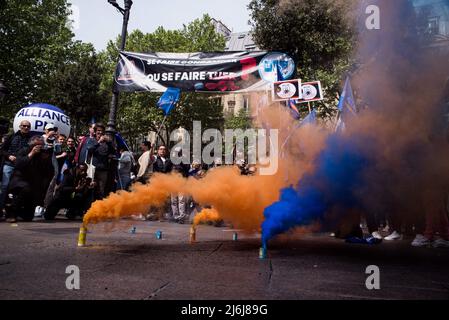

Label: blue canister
[130,226,136,234]
[156,230,162,239]
[233,233,238,241]
[259,246,267,259]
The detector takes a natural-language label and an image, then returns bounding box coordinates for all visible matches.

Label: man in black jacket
[86,123,116,200]
[152,145,175,221]
[0,120,31,215]
[5,135,55,222]
[153,145,173,173]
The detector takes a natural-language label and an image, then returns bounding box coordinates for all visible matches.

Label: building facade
[222,31,261,117]
[412,0,449,52]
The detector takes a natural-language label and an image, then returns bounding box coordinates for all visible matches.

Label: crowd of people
[0,121,255,225]
[3,119,447,248]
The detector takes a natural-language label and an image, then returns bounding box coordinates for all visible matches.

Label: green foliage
[47,43,109,136]
[248,0,356,119]
[224,108,253,131]
[0,0,75,118]
[100,14,226,146]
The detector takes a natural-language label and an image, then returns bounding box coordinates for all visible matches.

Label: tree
[47,43,109,136]
[99,14,226,148]
[248,0,356,119]
[224,109,253,131]
[0,0,75,119]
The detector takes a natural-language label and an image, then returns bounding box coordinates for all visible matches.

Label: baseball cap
[45,123,57,131]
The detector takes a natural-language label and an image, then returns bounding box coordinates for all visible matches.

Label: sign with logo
[297,81,324,103]
[272,79,302,101]
[13,103,71,137]
[258,52,296,82]
[114,51,296,93]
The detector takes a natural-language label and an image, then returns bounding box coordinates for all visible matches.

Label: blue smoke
[262,134,371,245]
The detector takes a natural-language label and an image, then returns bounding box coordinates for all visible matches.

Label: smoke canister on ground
[156,230,162,239]
[259,246,267,259]
[190,226,196,243]
[78,226,87,247]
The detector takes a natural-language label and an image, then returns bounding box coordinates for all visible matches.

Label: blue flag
[287,99,301,120]
[157,87,181,116]
[115,133,131,152]
[335,77,357,132]
[57,159,70,184]
[276,61,284,82]
[301,109,317,127]
[337,77,357,116]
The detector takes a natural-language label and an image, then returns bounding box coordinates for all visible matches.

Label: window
[428,17,440,35]
[243,96,249,110]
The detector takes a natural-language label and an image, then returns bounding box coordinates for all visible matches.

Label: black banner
[113,51,296,93]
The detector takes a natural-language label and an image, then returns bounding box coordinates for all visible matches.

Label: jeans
[94,170,109,200]
[0,164,15,210]
[117,174,131,191]
[171,193,188,220]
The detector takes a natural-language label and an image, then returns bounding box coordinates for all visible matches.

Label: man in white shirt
[136,141,155,184]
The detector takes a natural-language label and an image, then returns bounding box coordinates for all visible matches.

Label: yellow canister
[78,226,87,247]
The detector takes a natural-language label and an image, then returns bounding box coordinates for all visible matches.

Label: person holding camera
[4,136,55,222]
[0,120,31,217]
[42,123,59,147]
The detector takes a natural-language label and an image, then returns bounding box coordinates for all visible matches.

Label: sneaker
[432,238,449,248]
[34,206,44,218]
[384,231,402,241]
[365,236,382,245]
[411,234,431,247]
[372,231,383,240]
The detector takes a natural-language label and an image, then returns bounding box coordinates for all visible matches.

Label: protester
[171,147,190,224]
[187,161,206,223]
[65,136,77,167]
[152,145,173,221]
[117,146,133,191]
[236,159,250,175]
[0,120,31,216]
[42,123,59,148]
[209,157,223,172]
[86,123,116,200]
[136,141,155,184]
[54,134,68,173]
[4,136,55,222]
[44,163,94,220]
[75,123,96,165]
[153,145,173,173]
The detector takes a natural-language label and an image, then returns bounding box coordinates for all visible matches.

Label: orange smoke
[83,97,329,232]
[193,208,221,227]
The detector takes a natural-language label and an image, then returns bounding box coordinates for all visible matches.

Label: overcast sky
[68,0,252,52]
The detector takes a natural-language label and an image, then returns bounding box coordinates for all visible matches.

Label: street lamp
[106,0,133,137]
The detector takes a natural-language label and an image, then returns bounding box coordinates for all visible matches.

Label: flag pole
[155,115,168,144]
[333,110,341,132]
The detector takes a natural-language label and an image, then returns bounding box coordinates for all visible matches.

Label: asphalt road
[1,218,449,300]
